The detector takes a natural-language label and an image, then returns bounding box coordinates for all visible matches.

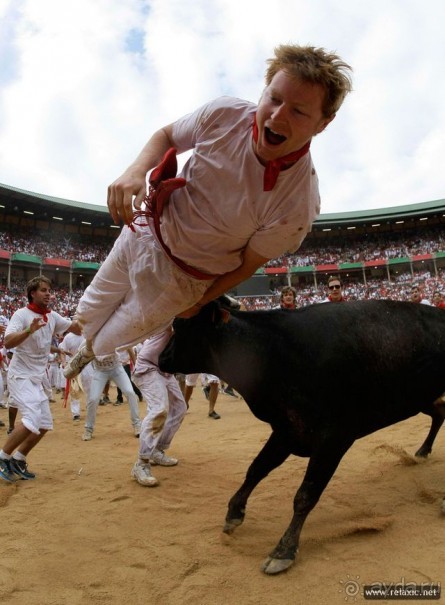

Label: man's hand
[107,169,147,226]
[106,126,175,226]
[29,317,46,333]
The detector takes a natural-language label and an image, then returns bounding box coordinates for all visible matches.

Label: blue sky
[1,0,444,214]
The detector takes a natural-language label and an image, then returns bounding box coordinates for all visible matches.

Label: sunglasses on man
[329,284,341,290]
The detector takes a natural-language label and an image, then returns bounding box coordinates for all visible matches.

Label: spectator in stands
[324,275,346,303]
[64,44,353,379]
[409,284,431,305]
[278,285,297,309]
[432,290,445,309]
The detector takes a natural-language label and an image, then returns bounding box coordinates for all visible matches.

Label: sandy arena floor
[0,386,444,605]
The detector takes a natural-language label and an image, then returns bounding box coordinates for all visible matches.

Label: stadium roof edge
[314,198,445,226]
[0,182,108,214]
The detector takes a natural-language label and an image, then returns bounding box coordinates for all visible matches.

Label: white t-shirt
[160,96,320,274]
[59,332,84,357]
[6,308,72,382]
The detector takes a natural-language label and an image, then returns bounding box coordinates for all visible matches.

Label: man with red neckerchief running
[65,44,353,380]
[0,276,81,483]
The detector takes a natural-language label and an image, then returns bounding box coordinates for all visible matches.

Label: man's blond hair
[265,45,353,117]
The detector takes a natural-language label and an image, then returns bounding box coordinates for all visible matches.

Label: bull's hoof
[260,556,295,575]
[223,518,243,534]
[415,447,431,458]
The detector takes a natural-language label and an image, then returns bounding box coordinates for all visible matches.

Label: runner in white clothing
[59,332,95,422]
[131,328,187,487]
[184,373,222,420]
[64,44,352,379]
[0,276,81,483]
[81,352,141,441]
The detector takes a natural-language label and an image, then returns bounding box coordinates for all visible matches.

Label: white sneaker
[134,424,141,438]
[131,461,159,486]
[149,449,178,466]
[64,345,95,379]
[82,428,93,441]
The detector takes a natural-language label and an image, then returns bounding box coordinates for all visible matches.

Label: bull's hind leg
[261,435,353,575]
[223,430,291,534]
[415,409,444,457]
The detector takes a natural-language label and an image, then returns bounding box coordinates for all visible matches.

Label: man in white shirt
[65,44,352,378]
[81,352,141,442]
[0,276,81,483]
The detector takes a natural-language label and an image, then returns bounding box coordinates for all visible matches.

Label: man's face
[31,282,52,308]
[254,69,334,164]
[433,292,442,306]
[411,288,421,303]
[328,281,342,301]
[282,291,295,306]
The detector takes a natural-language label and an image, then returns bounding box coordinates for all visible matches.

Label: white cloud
[0,0,444,213]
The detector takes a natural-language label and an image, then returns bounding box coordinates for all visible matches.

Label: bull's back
[230,301,445,435]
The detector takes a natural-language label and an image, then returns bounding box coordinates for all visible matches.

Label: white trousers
[185,373,220,387]
[133,370,187,459]
[85,364,140,431]
[76,224,211,356]
[47,364,59,388]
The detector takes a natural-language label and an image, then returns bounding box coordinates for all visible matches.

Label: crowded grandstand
[1,182,445,315]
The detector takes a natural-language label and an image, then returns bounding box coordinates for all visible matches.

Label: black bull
[159,299,445,574]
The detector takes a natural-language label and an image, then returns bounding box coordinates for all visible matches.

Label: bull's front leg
[261,435,354,575]
[223,430,291,534]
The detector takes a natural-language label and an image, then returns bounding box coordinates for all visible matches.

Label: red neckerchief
[328,295,345,302]
[27,303,51,322]
[281,302,296,310]
[252,113,311,191]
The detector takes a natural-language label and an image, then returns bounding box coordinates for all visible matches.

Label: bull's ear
[220,308,231,324]
[210,303,231,327]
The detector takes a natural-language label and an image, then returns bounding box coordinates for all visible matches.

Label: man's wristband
[25,327,31,335]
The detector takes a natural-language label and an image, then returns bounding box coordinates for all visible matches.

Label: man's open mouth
[265,127,287,145]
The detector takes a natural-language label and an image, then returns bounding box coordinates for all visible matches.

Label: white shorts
[77,224,211,356]
[8,375,53,434]
[185,373,220,387]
